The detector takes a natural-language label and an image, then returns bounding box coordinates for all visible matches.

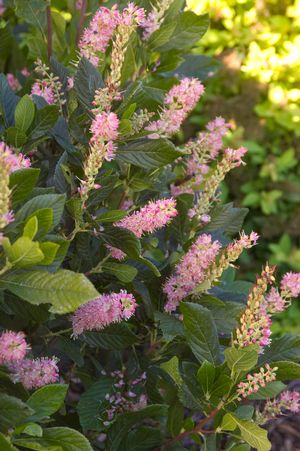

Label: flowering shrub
[0,1,299,450]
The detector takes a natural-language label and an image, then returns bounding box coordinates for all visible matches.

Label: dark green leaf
[15,0,47,32]
[0,74,19,127]
[102,262,138,283]
[162,54,219,80]
[77,378,113,430]
[0,433,18,451]
[27,384,68,422]
[119,427,163,451]
[14,194,65,229]
[224,346,259,374]
[203,203,248,235]
[101,226,141,259]
[154,311,184,341]
[82,323,139,350]
[0,394,33,433]
[258,334,300,365]
[9,168,40,208]
[29,105,60,140]
[15,95,35,132]
[74,57,104,110]
[248,381,286,400]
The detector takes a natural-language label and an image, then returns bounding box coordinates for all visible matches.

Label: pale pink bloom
[281,272,300,298]
[201,214,211,224]
[0,331,29,364]
[67,77,74,90]
[3,211,14,224]
[0,141,31,174]
[105,244,126,261]
[75,0,83,10]
[115,198,177,238]
[265,287,286,313]
[72,291,137,336]
[21,68,30,77]
[90,112,119,143]
[7,73,20,91]
[146,78,204,138]
[142,11,158,39]
[237,364,277,399]
[121,2,145,26]
[224,146,248,166]
[0,0,5,15]
[259,391,300,424]
[279,391,300,413]
[31,81,55,104]
[163,234,221,312]
[10,357,59,390]
[120,199,133,210]
[170,184,194,197]
[79,5,121,66]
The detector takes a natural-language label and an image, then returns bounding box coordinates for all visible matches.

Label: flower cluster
[142,0,174,40]
[79,112,119,203]
[0,331,29,364]
[101,370,147,427]
[189,146,248,220]
[146,78,205,138]
[115,198,177,238]
[235,269,300,352]
[171,116,231,199]
[163,234,221,312]
[31,59,65,110]
[9,357,59,390]
[0,142,31,230]
[237,364,277,399]
[7,73,21,91]
[257,391,300,424]
[72,291,137,336]
[0,329,59,390]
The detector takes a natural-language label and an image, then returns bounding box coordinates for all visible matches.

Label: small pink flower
[67,77,74,90]
[31,81,55,104]
[281,272,300,298]
[91,112,119,143]
[0,142,31,174]
[9,357,59,390]
[72,291,137,336]
[115,198,177,238]
[224,146,248,166]
[21,68,30,77]
[237,364,277,399]
[7,73,20,91]
[105,245,126,261]
[0,331,29,364]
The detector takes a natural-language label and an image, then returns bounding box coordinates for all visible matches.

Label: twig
[46,2,52,60]
[76,0,87,45]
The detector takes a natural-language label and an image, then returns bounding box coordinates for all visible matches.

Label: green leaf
[74,57,104,110]
[271,361,300,380]
[15,0,47,33]
[102,262,138,283]
[14,427,93,451]
[161,356,182,386]
[82,323,139,350]
[4,237,44,268]
[224,346,259,374]
[38,242,60,265]
[101,226,141,259]
[15,95,35,132]
[119,427,163,451]
[162,54,219,80]
[0,269,99,314]
[0,74,19,127]
[221,413,271,451]
[106,405,168,451]
[196,361,216,400]
[147,21,177,51]
[97,210,128,223]
[0,394,33,433]
[181,302,220,365]
[5,127,27,147]
[258,334,300,365]
[116,138,183,169]
[0,433,18,451]
[136,256,161,277]
[14,194,65,230]
[77,378,113,430]
[9,168,40,208]
[29,105,60,140]
[27,385,68,422]
[248,381,286,400]
[167,403,184,438]
[23,216,38,240]
[203,203,248,234]
[17,423,43,437]
[154,311,184,341]
[25,209,54,240]
[158,12,209,52]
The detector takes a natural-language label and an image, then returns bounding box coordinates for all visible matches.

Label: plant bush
[0,1,300,450]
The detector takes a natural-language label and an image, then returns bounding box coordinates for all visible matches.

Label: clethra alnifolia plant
[0,1,299,450]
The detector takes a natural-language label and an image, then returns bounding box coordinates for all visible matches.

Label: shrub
[0,1,299,450]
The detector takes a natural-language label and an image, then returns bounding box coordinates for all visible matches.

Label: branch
[76,0,87,45]
[46,2,52,60]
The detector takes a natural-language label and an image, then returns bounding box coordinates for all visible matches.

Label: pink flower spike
[224,146,248,166]
[115,198,177,238]
[281,272,300,298]
[31,81,55,105]
[0,331,29,364]
[90,112,119,143]
[9,357,59,390]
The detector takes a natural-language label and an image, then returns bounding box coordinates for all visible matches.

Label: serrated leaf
[23,216,38,240]
[271,361,300,380]
[154,311,184,341]
[161,356,182,386]
[203,203,248,234]
[97,210,128,223]
[224,346,259,374]
[162,54,219,80]
[82,323,139,350]
[181,302,220,365]
[74,57,104,110]
[4,236,44,268]
[15,0,47,32]
[258,334,300,365]
[14,427,93,451]
[0,269,99,314]
[9,168,40,208]
[117,138,183,169]
[0,74,19,127]
[221,413,271,451]
[6,127,27,147]
[106,405,168,451]
[15,95,35,132]
[119,427,163,451]
[27,384,68,422]
[248,381,286,400]
[77,378,113,430]
[167,403,184,438]
[29,105,60,140]
[0,433,18,451]
[14,194,65,229]
[38,242,60,265]
[0,394,33,433]
[196,361,216,399]
[101,226,141,259]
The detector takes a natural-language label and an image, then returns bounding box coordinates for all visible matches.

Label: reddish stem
[46,3,52,60]
[76,0,87,45]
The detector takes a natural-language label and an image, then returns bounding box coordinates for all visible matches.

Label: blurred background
[186,0,300,337]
